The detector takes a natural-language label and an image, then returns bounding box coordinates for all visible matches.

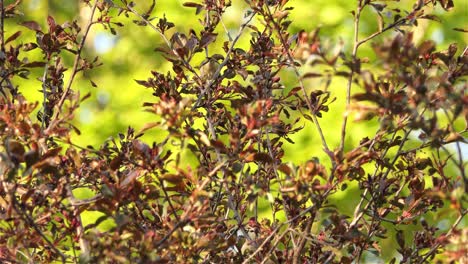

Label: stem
[13,195,67,262]
[50,1,98,130]
[264,5,332,164]
[0,0,4,53]
[193,10,257,109]
[125,4,201,81]
[40,62,49,130]
[339,1,362,154]
[66,185,90,260]
[418,209,467,263]
[0,0,16,101]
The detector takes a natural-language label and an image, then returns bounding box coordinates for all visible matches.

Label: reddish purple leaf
[5,31,22,44]
[20,21,42,32]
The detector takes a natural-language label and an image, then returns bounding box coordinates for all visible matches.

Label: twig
[356,18,407,49]
[124,4,200,81]
[66,185,90,260]
[242,201,317,264]
[349,128,411,229]
[262,5,336,263]
[264,5,332,166]
[192,10,257,109]
[0,1,17,101]
[242,182,337,264]
[12,195,67,262]
[418,209,467,263]
[339,1,363,154]
[0,0,4,53]
[40,62,49,130]
[154,219,190,248]
[50,1,98,130]
[259,228,288,264]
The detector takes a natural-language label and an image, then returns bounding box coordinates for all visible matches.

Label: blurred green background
[5,0,466,262]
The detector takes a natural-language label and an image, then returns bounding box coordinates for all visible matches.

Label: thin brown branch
[0,0,17,101]
[193,10,257,109]
[124,4,200,81]
[263,5,332,165]
[40,62,49,130]
[356,18,407,49]
[259,228,289,264]
[154,218,190,248]
[0,0,4,53]
[50,1,98,129]
[349,128,412,230]
[242,190,333,264]
[66,185,90,260]
[338,2,362,154]
[418,209,467,263]
[12,195,67,262]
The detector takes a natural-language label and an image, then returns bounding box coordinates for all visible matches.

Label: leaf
[183,1,204,14]
[109,155,123,171]
[81,92,91,102]
[135,79,150,87]
[335,71,350,77]
[453,28,468,33]
[183,2,202,7]
[71,124,81,135]
[160,173,184,184]
[138,122,159,134]
[439,0,454,10]
[278,163,292,175]
[254,152,273,163]
[199,32,217,49]
[22,43,38,51]
[370,3,386,12]
[419,14,441,23]
[24,150,39,169]
[90,80,98,88]
[20,21,42,32]
[5,31,21,45]
[22,61,46,68]
[396,230,405,248]
[143,0,156,18]
[287,87,302,98]
[7,140,25,162]
[302,72,322,79]
[41,147,62,160]
[211,140,226,152]
[418,41,436,55]
[120,169,141,187]
[232,162,243,173]
[47,15,56,30]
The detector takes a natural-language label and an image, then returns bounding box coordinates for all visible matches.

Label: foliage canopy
[0,0,466,263]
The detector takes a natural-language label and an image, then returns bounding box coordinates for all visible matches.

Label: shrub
[0,0,466,263]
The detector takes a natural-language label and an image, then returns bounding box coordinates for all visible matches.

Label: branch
[40,62,49,130]
[338,2,363,154]
[49,1,98,130]
[242,183,338,264]
[263,5,332,166]
[12,195,67,262]
[66,185,90,260]
[349,128,412,230]
[124,4,201,82]
[418,209,467,263]
[0,1,17,101]
[193,10,257,109]
[0,0,4,53]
